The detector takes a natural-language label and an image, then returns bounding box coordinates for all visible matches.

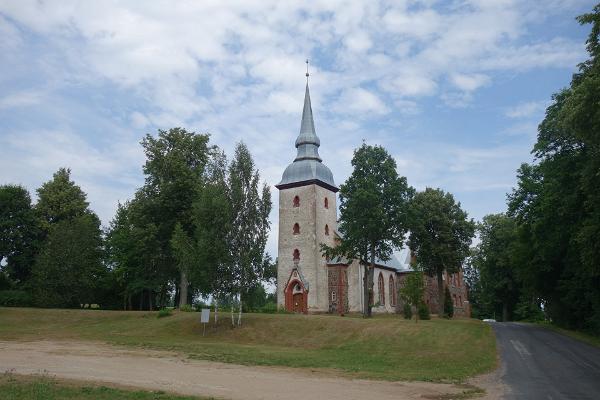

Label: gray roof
[277,83,337,189]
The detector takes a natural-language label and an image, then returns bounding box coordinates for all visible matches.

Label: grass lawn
[535,321,600,348]
[0,307,496,382]
[0,374,211,400]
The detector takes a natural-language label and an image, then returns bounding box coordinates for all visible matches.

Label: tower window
[324,197,329,209]
[293,223,300,235]
[293,249,300,261]
[325,224,329,236]
[293,196,300,207]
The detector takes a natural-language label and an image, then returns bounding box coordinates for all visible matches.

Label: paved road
[492,322,600,399]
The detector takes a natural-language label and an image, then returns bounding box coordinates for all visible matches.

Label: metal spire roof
[276,67,337,192]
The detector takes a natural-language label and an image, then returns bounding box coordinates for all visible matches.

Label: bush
[179,304,195,312]
[418,302,430,320]
[403,303,413,320]
[444,286,454,318]
[157,308,172,318]
[0,290,33,307]
[258,302,278,314]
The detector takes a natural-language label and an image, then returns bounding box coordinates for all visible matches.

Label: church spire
[294,61,321,161]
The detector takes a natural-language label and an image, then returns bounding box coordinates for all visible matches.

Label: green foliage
[179,304,194,312]
[258,302,278,314]
[418,302,431,320]
[0,184,39,284]
[157,308,173,318]
[0,290,32,307]
[322,144,413,317]
[444,286,454,319]
[31,214,105,308]
[400,268,425,322]
[35,168,90,231]
[504,5,600,334]
[408,188,475,314]
[403,303,413,320]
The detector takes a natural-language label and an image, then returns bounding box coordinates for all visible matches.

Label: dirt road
[0,340,476,400]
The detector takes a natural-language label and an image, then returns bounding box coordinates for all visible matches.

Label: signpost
[200,308,210,336]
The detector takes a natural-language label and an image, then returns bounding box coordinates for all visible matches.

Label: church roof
[329,230,406,272]
[276,81,337,191]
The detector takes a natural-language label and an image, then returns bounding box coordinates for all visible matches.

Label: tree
[399,268,425,323]
[322,144,413,317]
[408,188,475,317]
[31,213,104,308]
[227,142,271,326]
[472,214,522,322]
[140,128,211,308]
[35,168,90,232]
[0,185,39,284]
[443,286,454,319]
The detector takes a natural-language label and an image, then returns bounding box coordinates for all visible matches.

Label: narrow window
[459,296,462,306]
[325,224,329,236]
[378,273,385,305]
[389,276,396,306]
[293,249,300,261]
[324,197,329,209]
[293,223,300,235]
[331,291,337,301]
[293,195,300,207]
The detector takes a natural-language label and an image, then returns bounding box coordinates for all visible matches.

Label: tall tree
[0,185,39,284]
[408,188,475,317]
[472,214,521,321]
[322,144,413,317]
[227,142,271,326]
[140,127,211,308]
[35,168,90,232]
[31,213,104,308]
[399,266,425,323]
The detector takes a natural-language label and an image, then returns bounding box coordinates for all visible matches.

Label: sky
[0,0,596,258]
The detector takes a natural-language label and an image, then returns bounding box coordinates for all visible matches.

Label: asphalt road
[492,322,600,399]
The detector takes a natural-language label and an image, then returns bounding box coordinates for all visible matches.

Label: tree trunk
[438,271,444,317]
[368,246,376,318]
[127,293,132,311]
[237,293,242,326]
[139,290,144,311]
[214,297,218,327]
[362,262,369,317]
[148,290,153,311]
[179,270,189,308]
[502,302,508,322]
[231,302,235,328]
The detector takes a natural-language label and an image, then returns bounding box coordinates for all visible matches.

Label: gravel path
[0,340,471,400]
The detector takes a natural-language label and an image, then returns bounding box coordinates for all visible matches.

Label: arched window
[453,294,457,306]
[389,276,396,306]
[293,196,300,207]
[459,296,462,307]
[293,223,300,235]
[378,273,385,305]
[324,197,329,209]
[293,249,300,261]
[325,224,329,236]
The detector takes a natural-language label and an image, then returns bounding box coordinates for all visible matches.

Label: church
[275,77,470,316]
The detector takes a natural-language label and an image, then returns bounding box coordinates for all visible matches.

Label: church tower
[276,73,338,313]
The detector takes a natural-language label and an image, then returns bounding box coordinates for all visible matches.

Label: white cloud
[333,87,389,116]
[450,73,490,92]
[505,101,547,119]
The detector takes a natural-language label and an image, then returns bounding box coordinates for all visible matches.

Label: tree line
[467,6,600,335]
[0,128,273,325]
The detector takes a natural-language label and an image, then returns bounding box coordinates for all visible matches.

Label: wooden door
[292,293,304,313]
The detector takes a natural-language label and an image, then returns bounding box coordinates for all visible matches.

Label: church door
[292,293,304,313]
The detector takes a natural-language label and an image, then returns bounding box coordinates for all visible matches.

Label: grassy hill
[0,307,496,382]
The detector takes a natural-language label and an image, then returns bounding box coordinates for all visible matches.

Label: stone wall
[277,183,337,312]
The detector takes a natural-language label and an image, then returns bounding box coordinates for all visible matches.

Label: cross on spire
[306,59,310,81]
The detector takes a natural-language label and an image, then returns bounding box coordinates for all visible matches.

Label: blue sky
[0,0,595,256]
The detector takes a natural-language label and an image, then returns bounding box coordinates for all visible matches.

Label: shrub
[418,302,430,320]
[258,302,278,314]
[403,303,412,320]
[179,304,195,312]
[0,290,33,307]
[157,308,172,318]
[443,286,454,318]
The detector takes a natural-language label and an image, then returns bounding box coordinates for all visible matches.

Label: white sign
[200,308,210,323]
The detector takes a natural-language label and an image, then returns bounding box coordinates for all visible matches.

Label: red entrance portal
[285,271,308,314]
